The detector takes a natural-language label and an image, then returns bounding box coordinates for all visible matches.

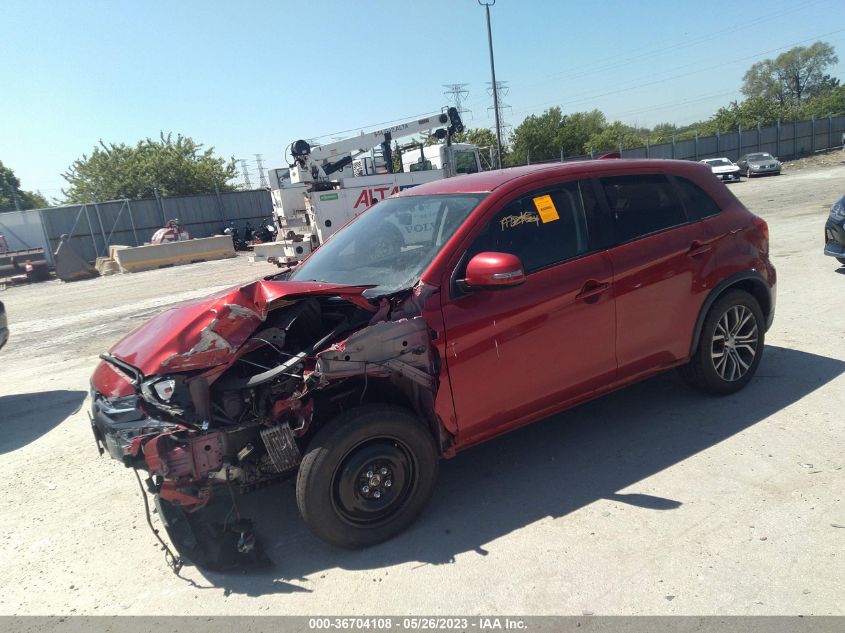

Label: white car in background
[701,157,741,183]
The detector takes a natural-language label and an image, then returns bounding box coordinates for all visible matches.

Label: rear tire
[679,289,765,396]
[296,404,439,549]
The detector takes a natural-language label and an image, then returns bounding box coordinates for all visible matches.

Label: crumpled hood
[108,279,372,376]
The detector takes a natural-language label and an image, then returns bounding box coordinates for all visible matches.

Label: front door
[440,180,617,448]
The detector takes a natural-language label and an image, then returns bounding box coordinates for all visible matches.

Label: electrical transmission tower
[443,83,471,119]
[254,154,268,188]
[238,159,253,189]
[487,80,512,142]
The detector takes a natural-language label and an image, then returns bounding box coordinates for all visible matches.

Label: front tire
[679,289,765,396]
[296,404,439,548]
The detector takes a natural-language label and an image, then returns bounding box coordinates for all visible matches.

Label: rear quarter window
[674,176,722,220]
[600,174,687,243]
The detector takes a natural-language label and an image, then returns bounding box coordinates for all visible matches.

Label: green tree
[585,121,647,153]
[698,97,791,134]
[797,85,845,119]
[0,161,50,211]
[742,41,839,107]
[62,132,239,203]
[509,107,565,164]
[509,108,608,164]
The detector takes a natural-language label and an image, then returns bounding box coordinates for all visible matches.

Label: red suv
[90,160,775,570]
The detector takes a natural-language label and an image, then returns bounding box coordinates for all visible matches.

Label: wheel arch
[308,376,445,452]
[689,271,773,356]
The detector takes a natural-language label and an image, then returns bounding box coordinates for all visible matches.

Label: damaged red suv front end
[90,275,446,570]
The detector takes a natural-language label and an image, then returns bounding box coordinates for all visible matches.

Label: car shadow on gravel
[0,390,87,455]
[197,344,844,594]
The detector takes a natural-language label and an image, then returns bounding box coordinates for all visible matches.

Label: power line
[504,27,845,121]
[511,0,831,93]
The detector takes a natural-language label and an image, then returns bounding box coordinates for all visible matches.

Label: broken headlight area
[90,392,179,465]
[92,287,444,572]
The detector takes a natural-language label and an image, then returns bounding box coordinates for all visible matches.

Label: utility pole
[479,0,503,169]
[254,154,268,188]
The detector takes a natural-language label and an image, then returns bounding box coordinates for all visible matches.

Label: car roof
[397,159,712,196]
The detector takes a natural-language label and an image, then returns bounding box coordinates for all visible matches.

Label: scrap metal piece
[54,234,99,282]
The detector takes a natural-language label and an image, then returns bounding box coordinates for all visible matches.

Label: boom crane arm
[289,107,464,185]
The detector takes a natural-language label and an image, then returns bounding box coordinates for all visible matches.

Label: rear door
[440,179,617,447]
[599,173,717,380]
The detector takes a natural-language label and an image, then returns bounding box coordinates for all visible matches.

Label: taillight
[752,216,769,252]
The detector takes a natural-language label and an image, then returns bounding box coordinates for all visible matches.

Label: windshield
[747,153,773,161]
[705,159,732,167]
[289,193,486,296]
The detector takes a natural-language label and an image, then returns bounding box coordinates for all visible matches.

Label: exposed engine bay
[89,279,446,571]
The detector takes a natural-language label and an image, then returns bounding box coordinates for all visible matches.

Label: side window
[600,174,688,243]
[454,151,479,174]
[466,182,590,273]
[674,176,721,220]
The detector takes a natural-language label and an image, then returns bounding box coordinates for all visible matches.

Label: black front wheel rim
[331,438,417,527]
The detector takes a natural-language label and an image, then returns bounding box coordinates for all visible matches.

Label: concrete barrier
[113,236,236,273]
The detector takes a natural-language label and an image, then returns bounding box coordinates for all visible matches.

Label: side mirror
[464,252,526,289]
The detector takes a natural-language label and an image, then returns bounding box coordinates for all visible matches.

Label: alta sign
[353,186,400,209]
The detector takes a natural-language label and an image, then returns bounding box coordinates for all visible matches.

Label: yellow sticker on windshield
[532,195,559,223]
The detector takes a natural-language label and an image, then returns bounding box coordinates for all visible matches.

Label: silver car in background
[737,152,782,178]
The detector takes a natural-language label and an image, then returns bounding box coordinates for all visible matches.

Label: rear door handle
[576,281,610,300]
[687,241,713,257]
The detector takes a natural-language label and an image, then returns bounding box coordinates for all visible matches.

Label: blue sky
[2,0,844,199]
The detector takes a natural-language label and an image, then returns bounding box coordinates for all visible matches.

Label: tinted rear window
[600,174,687,242]
[675,177,721,220]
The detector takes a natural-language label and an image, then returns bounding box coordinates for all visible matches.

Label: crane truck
[254,107,483,265]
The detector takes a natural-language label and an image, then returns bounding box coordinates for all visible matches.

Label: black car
[824,195,845,266]
[0,300,8,351]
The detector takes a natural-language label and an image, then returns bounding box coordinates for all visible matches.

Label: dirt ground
[0,164,843,616]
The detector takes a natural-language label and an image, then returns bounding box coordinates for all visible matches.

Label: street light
[479,0,503,169]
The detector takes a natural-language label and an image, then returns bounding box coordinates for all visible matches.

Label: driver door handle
[687,240,714,257]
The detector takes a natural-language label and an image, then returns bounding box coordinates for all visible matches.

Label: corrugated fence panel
[675,138,697,160]
[696,136,719,158]
[719,132,739,160]
[30,189,273,263]
[0,210,51,255]
[647,142,674,159]
[738,130,758,157]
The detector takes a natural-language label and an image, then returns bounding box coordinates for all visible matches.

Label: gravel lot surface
[0,165,843,615]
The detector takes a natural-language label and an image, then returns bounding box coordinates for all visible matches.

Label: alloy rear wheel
[679,289,765,395]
